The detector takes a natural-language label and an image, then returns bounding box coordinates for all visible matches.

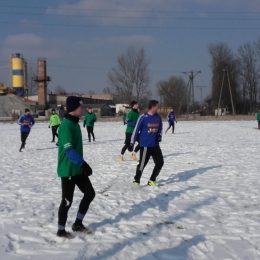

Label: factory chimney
[33,59,51,106]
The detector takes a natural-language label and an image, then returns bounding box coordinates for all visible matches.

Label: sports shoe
[130,153,138,161]
[72,223,94,234]
[119,155,125,162]
[133,181,140,188]
[51,140,55,143]
[57,229,73,239]
[148,180,156,186]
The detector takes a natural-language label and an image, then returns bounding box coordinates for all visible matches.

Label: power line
[0,5,260,14]
[0,21,259,30]
[0,11,260,21]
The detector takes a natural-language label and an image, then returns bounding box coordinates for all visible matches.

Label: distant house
[84,103,116,117]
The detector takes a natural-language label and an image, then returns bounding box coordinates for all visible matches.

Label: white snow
[1,120,260,260]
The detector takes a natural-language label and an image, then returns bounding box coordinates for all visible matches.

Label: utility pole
[182,70,201,113]
[196,86,206,110]
[216,65,235,117]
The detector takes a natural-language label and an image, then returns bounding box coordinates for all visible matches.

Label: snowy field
[1,120,260,260]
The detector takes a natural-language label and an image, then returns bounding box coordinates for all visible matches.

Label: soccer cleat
[133,181,140,188]
[51,140,55,143]
[57,229,74,239]
[130,153,138,161]
[19,148,22,152]
[72,223,94,234]
[147,180,156,186]
[119,155,125,162]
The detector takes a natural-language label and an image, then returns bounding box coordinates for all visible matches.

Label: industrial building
[0,53,117,120]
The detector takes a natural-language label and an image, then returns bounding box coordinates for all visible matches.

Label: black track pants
[165,122,175,133]
[87,126,95,141]
[121,133,140,155]
[134,146,164,183]
[20,132,29,149]
[58,174,95,227]
[51,126,59,141]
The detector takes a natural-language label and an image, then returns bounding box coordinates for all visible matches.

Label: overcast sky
[0,0,260,101]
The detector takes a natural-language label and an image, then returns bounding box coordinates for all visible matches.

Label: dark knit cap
[51,108,56,112]
[66,96,83,113]
[25,108,30,113]
[130,101,138,107]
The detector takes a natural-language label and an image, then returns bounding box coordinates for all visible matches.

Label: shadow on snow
[158,165,222,186]
[79,195,216,260]
[138,235,205,260]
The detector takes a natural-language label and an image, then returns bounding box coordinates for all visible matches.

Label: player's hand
[156,135,162,142]
[81,162,92,176]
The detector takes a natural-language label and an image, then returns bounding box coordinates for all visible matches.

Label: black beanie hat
[66,96,83,113]
[131,101,138,107]
[25,108,30,113]
[51,108,56,112]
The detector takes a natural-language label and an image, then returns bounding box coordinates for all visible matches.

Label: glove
[156,135,162,142]
[128,143,134,152]
[48,125,50,128]
[81,161,92,176]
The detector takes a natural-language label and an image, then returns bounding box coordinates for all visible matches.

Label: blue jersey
[167,112,176,123]
[18,114,35,133]
[131,112,163,147]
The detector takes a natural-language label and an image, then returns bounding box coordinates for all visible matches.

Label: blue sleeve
[31,117,35,126]
[131,115,144,144]
[127,121,136,127]
[158,116,163,136]
[65,149,84,166]
[167,113,170,121]
[18,116,23,125]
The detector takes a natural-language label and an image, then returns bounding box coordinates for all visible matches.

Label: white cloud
[3,34,64,61]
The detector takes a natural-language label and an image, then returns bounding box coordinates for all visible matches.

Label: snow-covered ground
[1,120,260,260]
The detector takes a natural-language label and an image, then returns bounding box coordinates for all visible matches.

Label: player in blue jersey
[165,108,177,134]
[129,100,164,186]
[18,108,35,152]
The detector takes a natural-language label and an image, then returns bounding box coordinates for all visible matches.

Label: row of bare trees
[208,37,260,114]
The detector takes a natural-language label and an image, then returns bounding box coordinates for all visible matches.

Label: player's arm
[130,115,144,145]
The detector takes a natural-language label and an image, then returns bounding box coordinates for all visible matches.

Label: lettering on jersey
[148,128,159,133]
[23,120,31,125]
[64,143,72,149]
[147,123,159,133]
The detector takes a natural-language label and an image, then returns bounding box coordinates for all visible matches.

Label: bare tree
[54,85,67,95]
[156,76,187,113]
[108,46,151,104]
[208,42,239,112]
[88,90,96,95]
[103,86,113,94]
[237,42,259,114]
